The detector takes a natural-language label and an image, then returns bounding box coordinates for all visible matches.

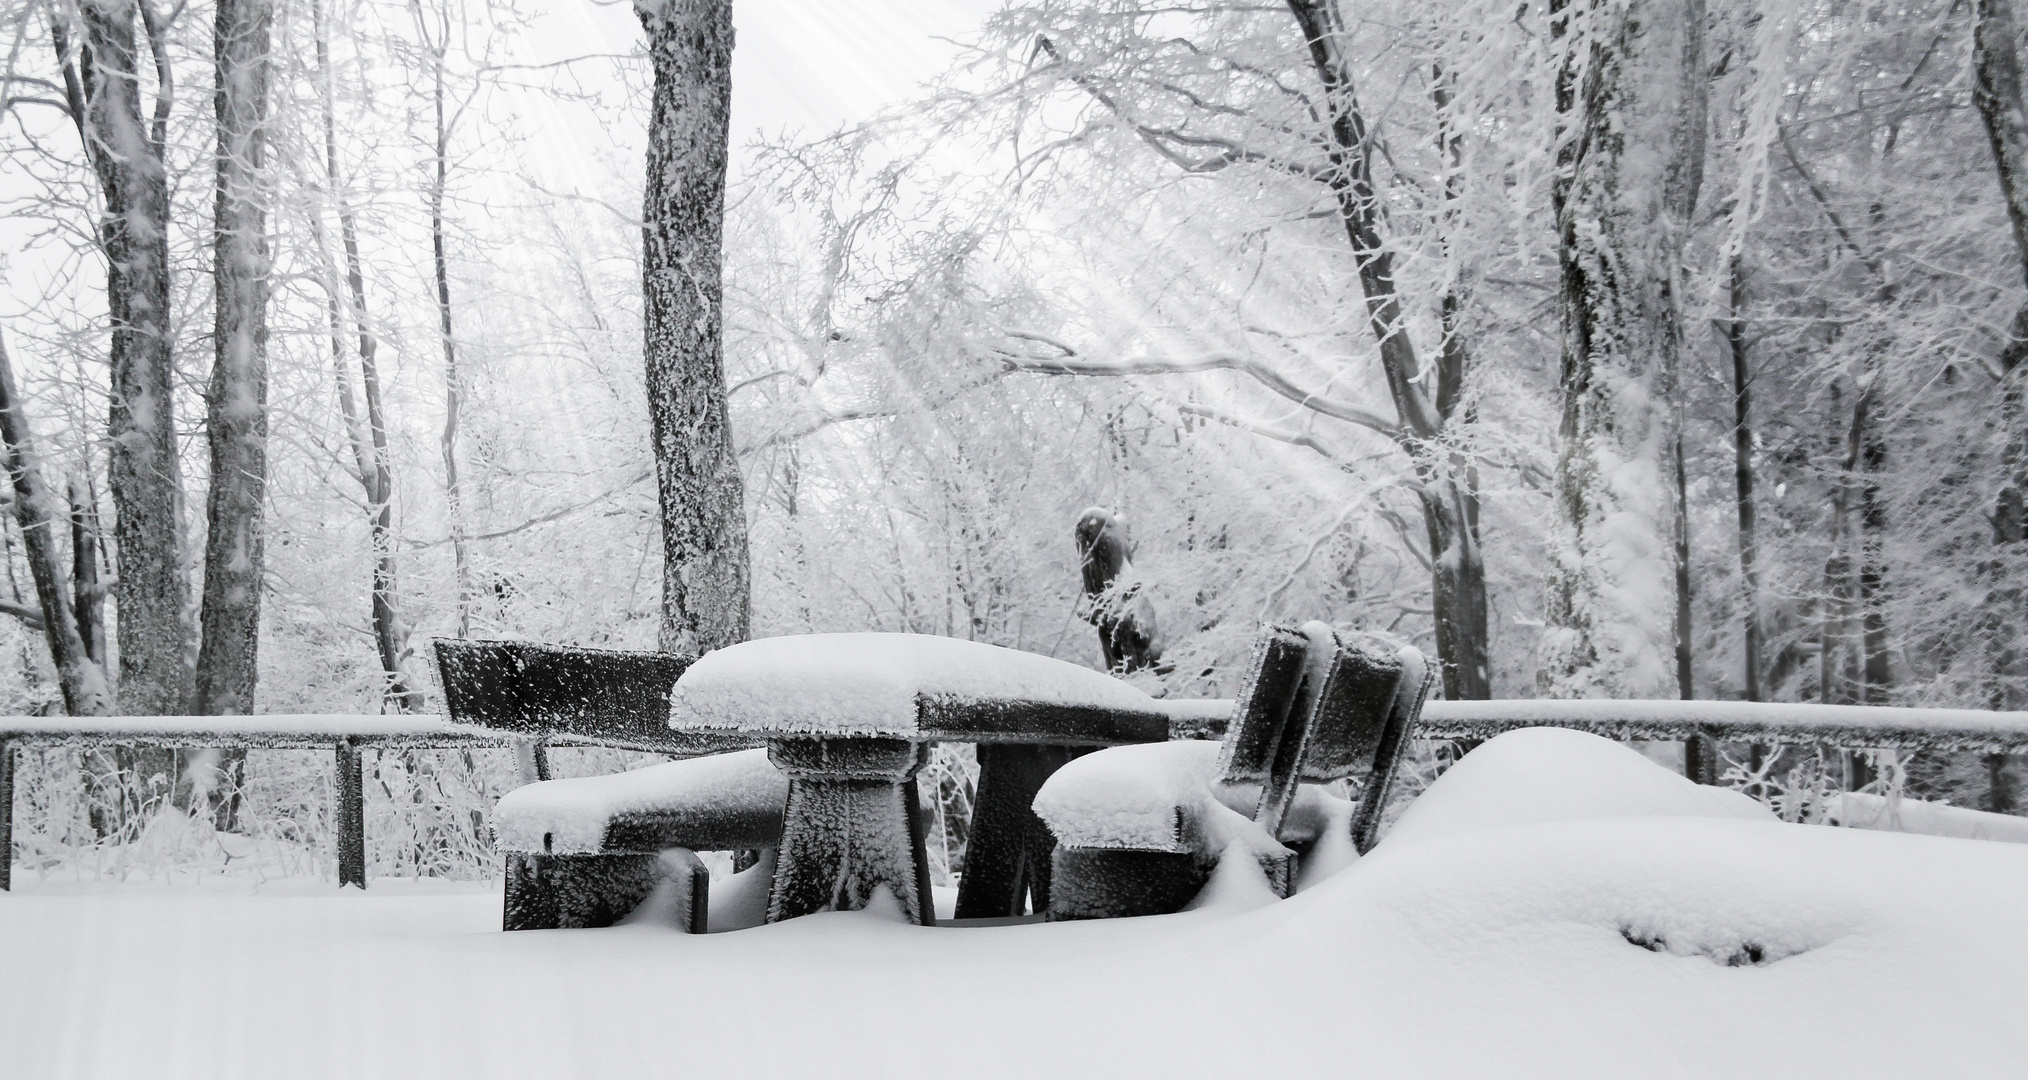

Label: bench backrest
[1216,622,1434,852]
[432,639,738,754]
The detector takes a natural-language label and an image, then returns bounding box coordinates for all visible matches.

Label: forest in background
[3,0,2027,881]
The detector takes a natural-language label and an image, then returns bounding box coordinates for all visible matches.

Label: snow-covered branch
[994,330,1401,436]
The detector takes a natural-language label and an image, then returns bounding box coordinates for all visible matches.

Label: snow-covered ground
[6,730,2026,1079]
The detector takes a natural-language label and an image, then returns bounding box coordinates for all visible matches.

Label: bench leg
[766,738,934,925]
[1048,846,1209,921]
[954,744,1082,919]
[504,852,668,930]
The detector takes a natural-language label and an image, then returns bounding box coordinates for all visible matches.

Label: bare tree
[309,0,424,711]
[0,326,110,717]
[58,0,191,716]
[638,0,750,654]
[188,0,272,828]
[1539,0,1707,702]
[1973,0,2028,808]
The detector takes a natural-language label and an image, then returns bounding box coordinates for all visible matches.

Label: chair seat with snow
[1035,622,1434,920]
[433,639,771,932]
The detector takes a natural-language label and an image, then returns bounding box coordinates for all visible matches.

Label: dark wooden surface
[917,696,1171,747]
[0,738,12,893]
[954,744,1084,919]
[335,740,365,889]
[765,738,935,925]
[433,638,749,755]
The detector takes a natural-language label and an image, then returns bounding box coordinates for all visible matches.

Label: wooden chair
[432,639,770,931]
[1036,622,1433,920]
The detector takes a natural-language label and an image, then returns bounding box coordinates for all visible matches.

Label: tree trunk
[1727,255,1762,702]
[1539,0,1706,699]
[69,474,107,670]
[423,12,474,640]
[191,0,271,829]
[1726,253,1775,788]
[80,0,190,718]
[315,0,422,710]
[638,0,751,655]
[0,329,111,718]
[1285,0,1489,699]
[1972,0,2028,809]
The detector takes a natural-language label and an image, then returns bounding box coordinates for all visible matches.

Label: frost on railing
[5,698,2027,891]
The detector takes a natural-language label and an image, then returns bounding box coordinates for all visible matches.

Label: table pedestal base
[767,738,935,925]
[954,744,1084,919]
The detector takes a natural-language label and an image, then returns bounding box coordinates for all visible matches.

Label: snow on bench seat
[1033,740,1347,855]
[494,748,788,856]
[668,633,1170,744]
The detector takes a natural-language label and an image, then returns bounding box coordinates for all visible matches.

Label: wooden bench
[431,638,762,930]
[1036,621,1433,919]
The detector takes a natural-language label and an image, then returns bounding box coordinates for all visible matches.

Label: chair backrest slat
[1212,622,1434,850]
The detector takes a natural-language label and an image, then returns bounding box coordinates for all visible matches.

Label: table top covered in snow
[668,633,1173,744]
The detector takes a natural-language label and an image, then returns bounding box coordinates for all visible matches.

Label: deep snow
[6,729,2026,1079]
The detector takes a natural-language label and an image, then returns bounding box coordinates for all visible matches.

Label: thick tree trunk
[1972,0,2028,808]
[1539,0,1706,698]
[638,0,751,654]
[316,0,422,710]
[194,0,271,720]
[0,329,111,717]
[192,0,271,830]
[1286,0,1489,699]
[81,0,190,717]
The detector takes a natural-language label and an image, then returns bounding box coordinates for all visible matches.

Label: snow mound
[1828,792,2028,844]
[668,633,1157,736]
[493,748,787,854]
[1384,727,1771,848]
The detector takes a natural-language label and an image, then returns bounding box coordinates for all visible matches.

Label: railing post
[1684,732,1720,785]
[512,739,551,786]
[1,737,14,892]
[335,738,366,889]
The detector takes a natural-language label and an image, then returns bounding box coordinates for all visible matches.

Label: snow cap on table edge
[667,632,1161,736]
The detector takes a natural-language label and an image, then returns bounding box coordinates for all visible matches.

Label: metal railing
[8,698,2028,892]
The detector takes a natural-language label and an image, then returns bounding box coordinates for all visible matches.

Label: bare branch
[993,330,1401,436]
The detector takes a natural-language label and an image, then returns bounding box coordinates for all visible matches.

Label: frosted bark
[637,0,751,654]
[81,0,190,715]
[1539,0,1707,699]
[0,330,112,717]
[1284,0,1490,699]
[194,0,272,719]
[1975,0,2028,721]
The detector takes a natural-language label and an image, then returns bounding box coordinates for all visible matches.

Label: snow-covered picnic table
[666,633,1176,924]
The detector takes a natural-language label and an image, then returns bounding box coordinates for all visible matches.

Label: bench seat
[494,748,787,856]
[1033,740,1350,854]
[494,748,788,932]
